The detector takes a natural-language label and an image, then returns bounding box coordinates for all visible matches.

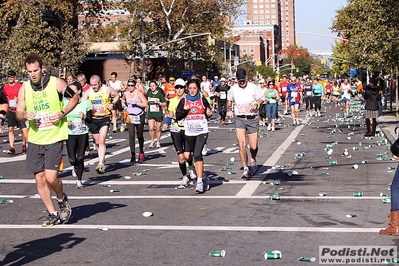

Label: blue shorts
[341,97,350,103]
[289,101,300,106]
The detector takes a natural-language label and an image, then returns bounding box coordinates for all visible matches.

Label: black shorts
[147,116,163,123]
[6,111,27,128]
[113,99,124,112]
[89,116,111,134]
[171,130,185,154]
[26,141,63,174]
[281,95,286,102]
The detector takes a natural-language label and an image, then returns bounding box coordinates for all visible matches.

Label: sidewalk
[377,109,399,144]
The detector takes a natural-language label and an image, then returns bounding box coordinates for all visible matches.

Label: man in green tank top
[16,54,79,227]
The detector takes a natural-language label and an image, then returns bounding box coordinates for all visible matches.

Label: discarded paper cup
[383,198,391,203]
[110,189,120,193]
[271,181,281,186]
[142,212,153,217]
[230,157,235,162]
[346,213,357,218]
[351,164,358,169]
[327,149,333,155]
[318,192,326,197]
[264,250,282,260]
[353,192,363,197]
[228,171,236,175]
[97,227,109,231]
[0,199,13,204]
[298,257,316,262]
[329,160,337,165]
[380,193,390,197]
[209,250,226,257]
[361,160,367,164]
[101,184,111,187]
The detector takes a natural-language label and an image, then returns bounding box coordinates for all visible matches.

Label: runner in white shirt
[227,69,264,179]
[340,78,352,117]
[108,72,126,132]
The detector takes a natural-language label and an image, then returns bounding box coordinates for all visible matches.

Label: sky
[295,0,348,52]
[236,0,348,52]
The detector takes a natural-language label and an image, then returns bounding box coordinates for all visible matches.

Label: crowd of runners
[0,55,389,227]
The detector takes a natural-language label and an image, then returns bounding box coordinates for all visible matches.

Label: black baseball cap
[236,69,246,81]
[8,70,16,77]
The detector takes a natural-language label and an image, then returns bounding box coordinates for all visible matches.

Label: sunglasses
[127,84,135,87]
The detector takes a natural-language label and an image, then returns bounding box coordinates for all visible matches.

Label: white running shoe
[267,124,272,131]
[71,166,77,178]
[188,166,197,179]
[271,127,275,132]
[180,176,190,187]
[156,142,161,148]
[149,140,155,149]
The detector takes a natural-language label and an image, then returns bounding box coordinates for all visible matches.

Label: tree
[330,40,350,77]
[118,0,244,75]
[0,0,88,76]
[331,0,399,72]
[256,65,276,80]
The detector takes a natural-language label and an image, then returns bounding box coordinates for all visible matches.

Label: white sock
[50,211,58,216]
[197,177,203,183]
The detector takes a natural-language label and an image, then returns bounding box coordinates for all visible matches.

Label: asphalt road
[0,101,398,266]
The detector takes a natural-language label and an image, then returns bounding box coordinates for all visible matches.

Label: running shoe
[155,141,161,149]
[149,140,155,149]
[139,152,145,163]
[58,193,72,222]
[202,144,208,156]
[271,127,276,132]
[120,124,126,132]
[241,168,250,179]
[96,163,105,174]
[71,166,77,178]
[195,181,204,193]
[267,124,272,131]
[6,147,15,155]
[76,180,83,189]
[85,146,90,156]
[41,212,61,227]
[112,128,117,133]
[22,144,27,155]
[188,165,197,179]
[180,176,190,187]
[203,175,209,191]
[130,155,136,163]
[249,160,257,176]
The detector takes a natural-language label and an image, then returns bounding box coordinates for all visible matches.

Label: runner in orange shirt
[163,77,176,108]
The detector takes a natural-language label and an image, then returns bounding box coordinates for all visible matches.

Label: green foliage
[256,64,276,80]
[331,0,399,71]
[0,0,88,77]
[330,40,350,77]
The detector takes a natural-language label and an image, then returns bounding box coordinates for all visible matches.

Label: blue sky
[235,0,348,52]
[295,0,347,52]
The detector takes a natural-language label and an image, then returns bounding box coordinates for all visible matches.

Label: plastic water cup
[209,250,226,257]
[353,192,363,197]
[264,250,282,260]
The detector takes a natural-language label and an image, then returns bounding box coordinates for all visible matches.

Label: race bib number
[236,103,252,114]
[219,91,226,100]
[185,114,208,135]
[291,92,298,98]
[149,104,159,112]
[71,121,86,133]
[34,112,54,131]
[129,114,141,124]
[92,104,106,117]
[9,99,17,108]
[282,87,287,92]
[306,91,312,96]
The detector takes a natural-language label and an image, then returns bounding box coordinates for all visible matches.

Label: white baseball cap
[220,77,226,81]
[175,78,186,87]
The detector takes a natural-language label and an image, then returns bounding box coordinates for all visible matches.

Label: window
[272,9,276,13]
[272,15,276,18]
[272,20,276,24]
[254,10,258,14]
[259,4,264,8]
[254,15,258,19]
[260,15,264,18]
[253,4,258,8]
[271,4,275,8]
[265,10,270,13]
[250,47,255,53]
[259,9,264,14]
[242,47,247,53]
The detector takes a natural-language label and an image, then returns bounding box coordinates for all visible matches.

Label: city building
[231,0,295,72]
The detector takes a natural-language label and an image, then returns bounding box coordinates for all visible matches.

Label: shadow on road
[1,233,85,266]
[67,202,126,224]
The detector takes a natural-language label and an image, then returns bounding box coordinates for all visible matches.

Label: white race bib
[34,112,54,131]
[129,114,141,124]
[219,91,226,100]
[184,114,208,136]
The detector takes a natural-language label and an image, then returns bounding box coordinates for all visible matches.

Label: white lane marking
[235,125,304,197]
[0,224,381,233]
[0,194,389,200]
